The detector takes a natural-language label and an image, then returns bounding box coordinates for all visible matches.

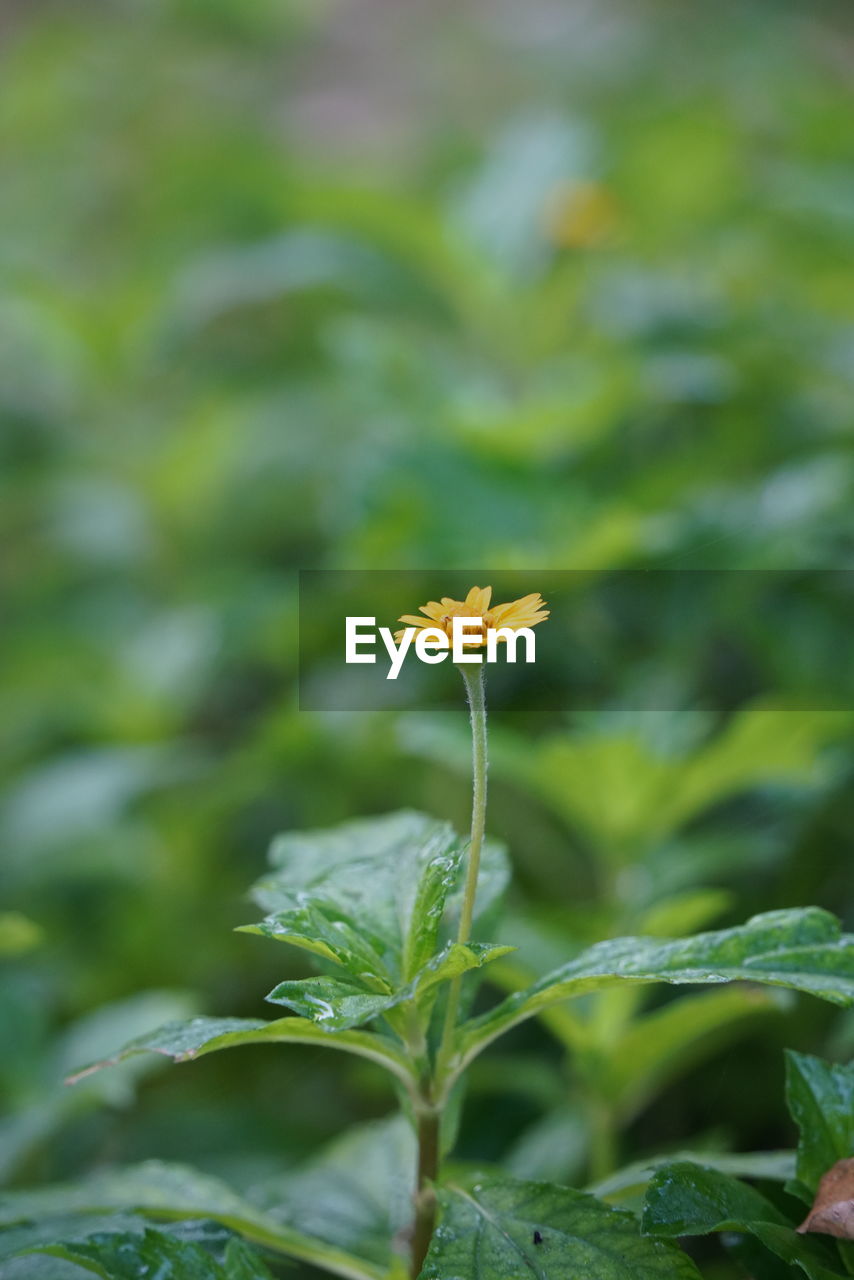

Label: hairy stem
[410,665,488,1277]
[440,664,488,1056]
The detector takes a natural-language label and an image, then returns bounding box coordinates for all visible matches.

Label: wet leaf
[422,1174,701,1280]
[455,909,854,1074]
[22,1229,272,1280]
[642,1161,847,1280]
[66,1015,416,1095]
[0,1166,385,1280]
[786,1053,854,1200]
[265,943,513,1030]
[243,810,508,992]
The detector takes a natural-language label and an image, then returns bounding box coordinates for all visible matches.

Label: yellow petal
[464,585,492,613]
[420,601,446,622]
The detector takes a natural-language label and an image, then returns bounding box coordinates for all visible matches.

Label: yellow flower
[395,586,549,647]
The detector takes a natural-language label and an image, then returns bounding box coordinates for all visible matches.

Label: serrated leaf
[249,811,459,963]
[642,1162,847,1280]
[454,910,854,1077]
[244,811,508,993]
[1,1218,148,1264]
[421,1175,701,1280]
[0,1218,239,1280]
[23,1229,271,1280]
[786,1053,854,1201]
[264,979,395,1032]
[413,943,514,1002]
[266,944,514,1031]
[66,1015,416,1096]
[238,904,392,987]
[0,1165,383,1280]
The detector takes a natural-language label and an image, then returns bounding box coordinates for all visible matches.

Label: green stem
[410,665,488,1278]
[439,664,488,1071]
[410,1105,440,1279]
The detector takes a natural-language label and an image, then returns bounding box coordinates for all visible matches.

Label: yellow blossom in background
[395,585,549,647]
[543,178,619,249]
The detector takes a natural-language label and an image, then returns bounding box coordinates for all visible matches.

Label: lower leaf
[642,1161,847,1280]
[421,1175,701,1279]
[0,1163,387,1280]
[66,1015,416,1097]
[22,1229,271,1280]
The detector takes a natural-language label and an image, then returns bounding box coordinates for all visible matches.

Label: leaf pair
[240,810,510,1032]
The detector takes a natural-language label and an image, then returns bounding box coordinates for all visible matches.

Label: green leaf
[2,1217,148,1264]
[413,943,514,1003]
[266,944,514,1030]
[421,1175,701,1280]
[454,910,854,1077]
[249,811,458,961]
[252,1114,414,1270]
[593,1151,796,1206]
[23,1229,272,1280]
[244,811,507,992]
[238,904,392,988]
[264,979,396,1031]
[641,1162,847,1280]
[66,1015,416,1097]
[0,1165,384,1280]
[785,1052,854,1201]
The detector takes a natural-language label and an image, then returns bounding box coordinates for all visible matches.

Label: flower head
[395,585,549,647]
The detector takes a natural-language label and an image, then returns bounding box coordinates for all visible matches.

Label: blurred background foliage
[2,0,854,1238]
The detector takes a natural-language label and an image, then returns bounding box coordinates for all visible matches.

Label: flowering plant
[5,591,854,1280]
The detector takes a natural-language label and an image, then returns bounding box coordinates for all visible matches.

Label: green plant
[640,1051,854,1279]
[2,647,853,1280]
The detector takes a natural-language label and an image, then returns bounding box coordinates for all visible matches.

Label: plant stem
[410,1105,440,1279]
[410,665,488,1278]
[438,664,488,1073]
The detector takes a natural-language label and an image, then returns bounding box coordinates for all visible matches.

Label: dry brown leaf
[797,1157,854,1239]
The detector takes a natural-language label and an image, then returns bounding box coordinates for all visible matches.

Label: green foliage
[24,1231,273,1280]
[3,2,854,1277]
[785,1052,854,1202]
[240,811,510,1031]
[0,1162,387,1280]
[640,1050,854,1280]
[454,909,854,1078]
[251,1116,414,1270]
[69,1016,417,1098]
[642,1163,845,1280]
[421,1176,702,1280]
[46,816,854,1279]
